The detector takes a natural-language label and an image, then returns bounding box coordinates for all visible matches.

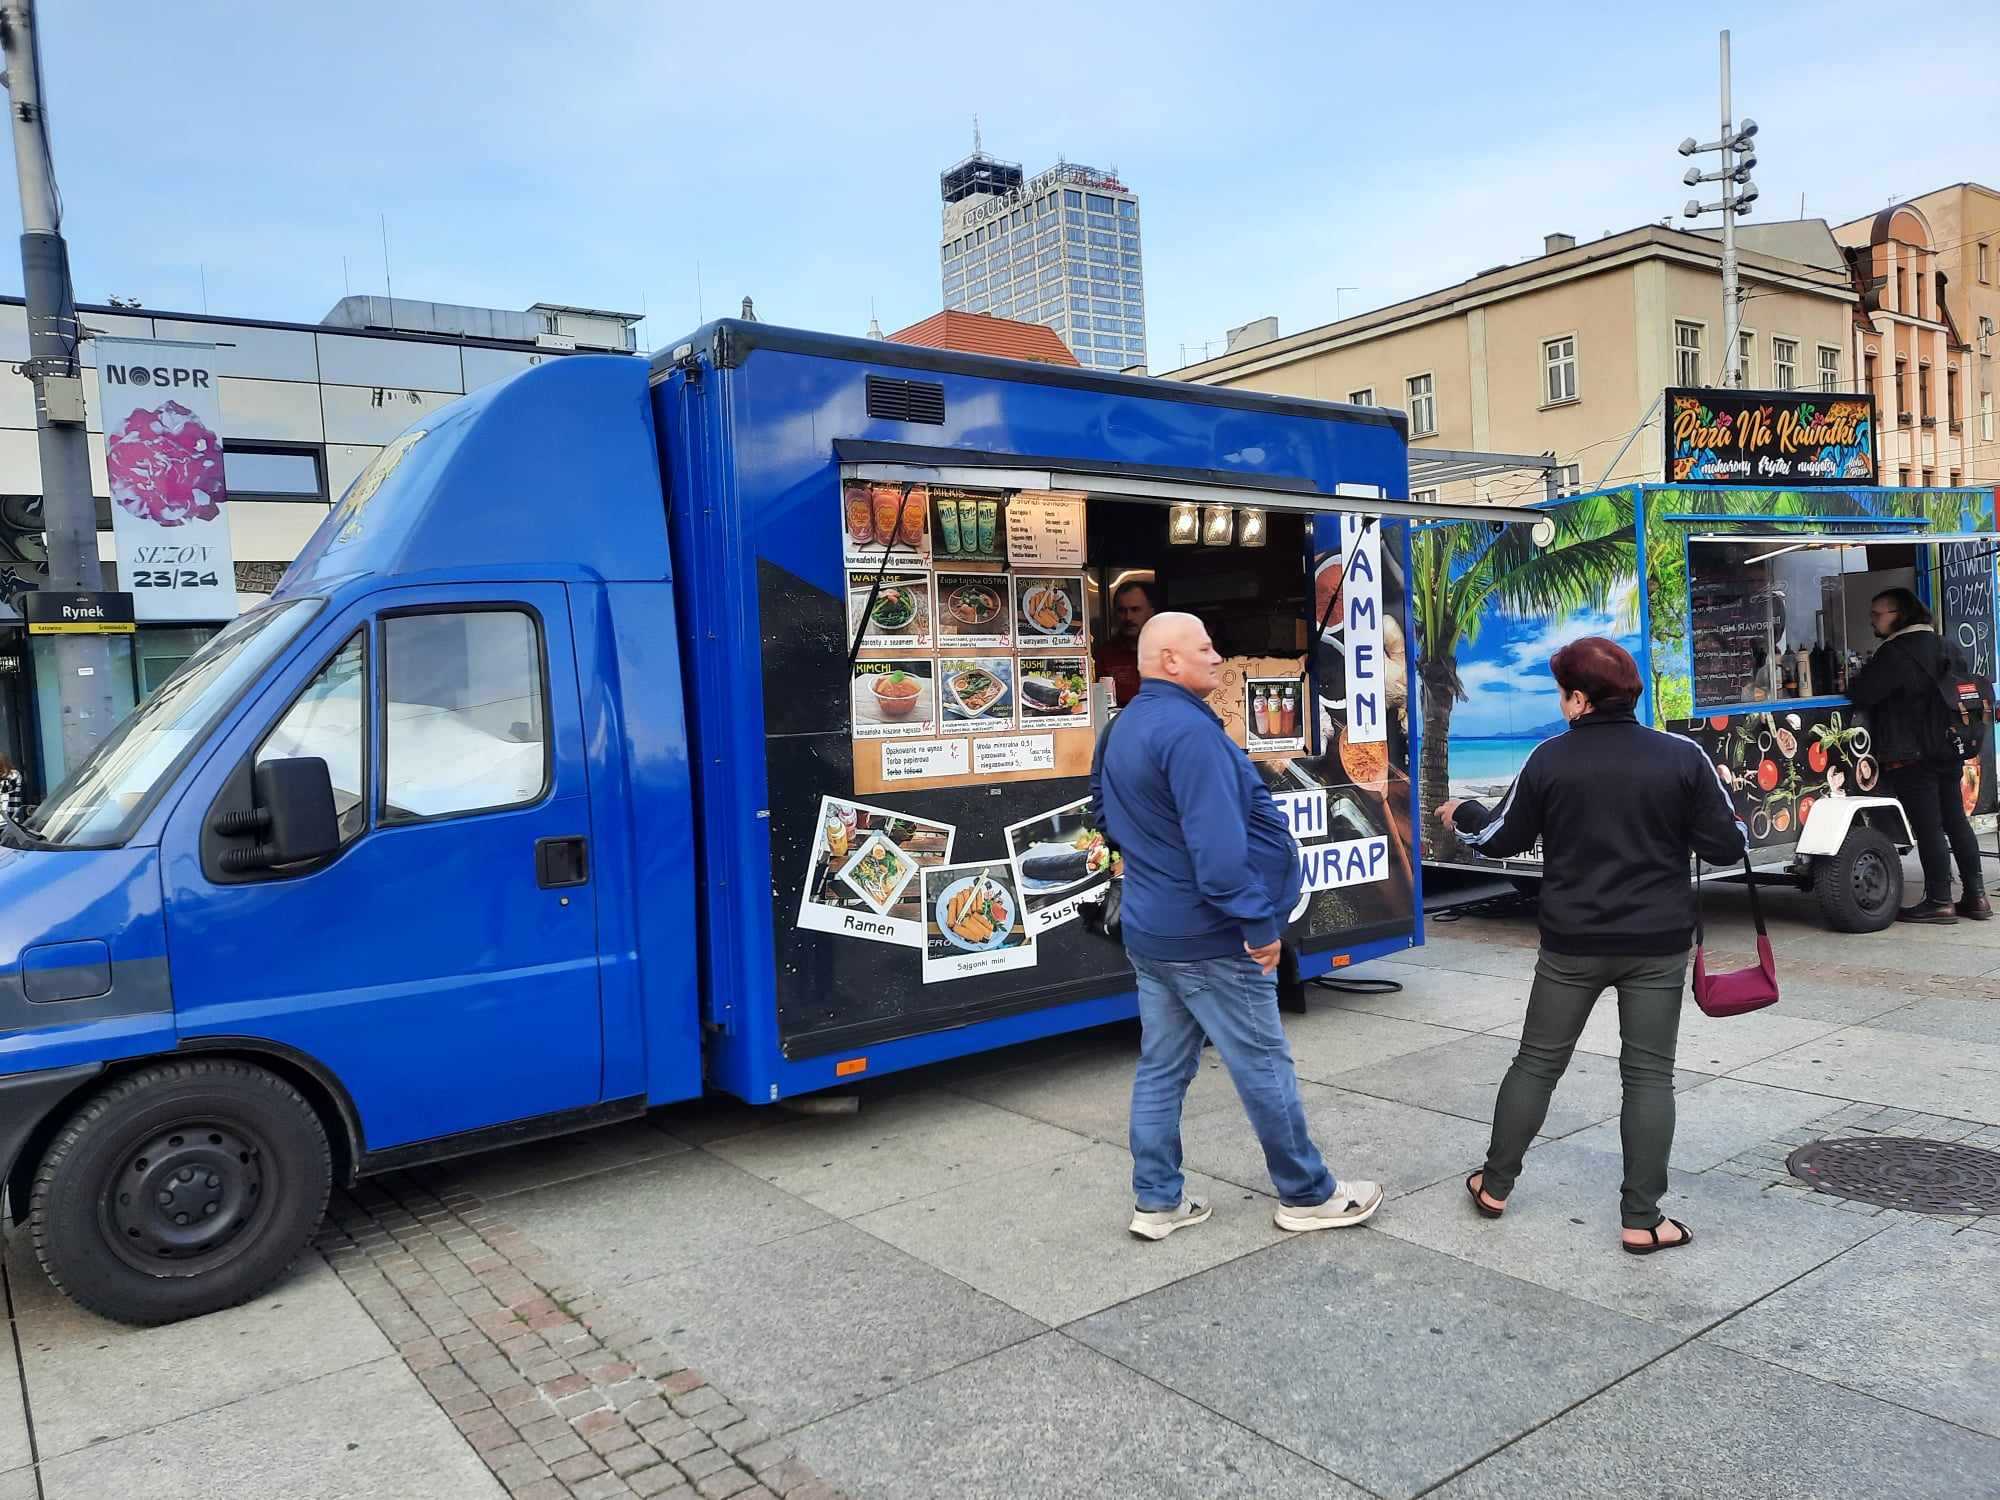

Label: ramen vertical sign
[97,339,238,622]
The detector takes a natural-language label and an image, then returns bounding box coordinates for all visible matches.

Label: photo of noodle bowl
[941,658,1014,726]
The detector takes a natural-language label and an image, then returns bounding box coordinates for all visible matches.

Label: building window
[1951,470,1962,487]
[1980,242,1991,284]
[1405,372,1436,437]
[1542,336,1577,405]
[1554,463,1581,494]
[1063,190,1082,207]
[1897,264,1909,312]
[1896,358,1909,416]
[1736,331,1754,384]
[1412,488,1439,505]
[1984,391,1996,442]
[1348,387,1374,406]
[1817,345,1841,391]
[1918,363,1931,420]
[1900,467,1912,486]
[223,446,326,502]
[1772,337,1798,390]
[1117,200,1137,219]
[1674,321,1703,385]
[1948,366,1961,429]
[1923,469,1935,487]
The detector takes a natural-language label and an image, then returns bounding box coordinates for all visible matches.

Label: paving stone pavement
[311,1176,844,1500]
[4,889,1999,1498]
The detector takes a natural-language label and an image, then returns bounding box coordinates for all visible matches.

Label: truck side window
[256,632,368,844]
[382,610,548,823]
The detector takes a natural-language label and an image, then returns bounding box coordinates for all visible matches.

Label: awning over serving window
[834,441,1548,529]
[1687,532,2000,565]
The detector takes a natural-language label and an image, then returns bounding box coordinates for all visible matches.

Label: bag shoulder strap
[1694,848,1764,947]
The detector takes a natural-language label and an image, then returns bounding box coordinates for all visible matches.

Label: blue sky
[30,2,1999,363]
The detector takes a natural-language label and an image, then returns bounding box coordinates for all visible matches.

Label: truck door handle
[535,836,589,889]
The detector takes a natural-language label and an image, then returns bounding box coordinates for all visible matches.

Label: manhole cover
[1786,1137,2000,1216]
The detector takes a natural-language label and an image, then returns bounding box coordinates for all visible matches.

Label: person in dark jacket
[1437,636,1745,1254]
[1096,611,1383,1241]
[1846,587,1989,923]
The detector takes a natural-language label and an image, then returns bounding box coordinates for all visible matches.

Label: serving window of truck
[762,449,1424,1063]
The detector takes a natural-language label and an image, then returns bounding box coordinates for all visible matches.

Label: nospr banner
[97,339,238,622]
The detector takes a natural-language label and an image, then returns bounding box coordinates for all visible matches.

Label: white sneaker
[1128,1196,1213,1241]
[1273,1179,1383,1233]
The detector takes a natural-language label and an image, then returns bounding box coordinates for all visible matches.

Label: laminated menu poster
[938,657,1016,733]
[1244,675,1306,752]
[1004,796,1121,934]
[1004,490,1087,568]
[934,573,1011,649]
[930,488,1006,563]
[850,660,937,740]
[921,860,1037,983]
[1013,575,1087,651]
[798,796,956,947]
[841,479,931,568]
[847,572,933,651]
[1016,656,1091,729]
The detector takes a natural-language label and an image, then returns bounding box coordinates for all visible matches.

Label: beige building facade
[1834,183,1999,489]
[1168,225,1859,506]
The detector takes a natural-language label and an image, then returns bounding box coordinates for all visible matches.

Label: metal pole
[1719,29,1740,387]
[1,0,119,781]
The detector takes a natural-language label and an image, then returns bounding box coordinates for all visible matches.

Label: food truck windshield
[1687,531,1998,709]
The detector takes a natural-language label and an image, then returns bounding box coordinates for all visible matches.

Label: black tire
[1813,826,1903,933]
[27,1059,332,1326]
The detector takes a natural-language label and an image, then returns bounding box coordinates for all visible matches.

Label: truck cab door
[162,584,604,1153]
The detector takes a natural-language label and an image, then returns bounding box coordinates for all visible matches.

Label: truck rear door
[162,583,605,1151]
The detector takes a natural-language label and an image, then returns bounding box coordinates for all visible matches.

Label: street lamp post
[1679,29,1762,388]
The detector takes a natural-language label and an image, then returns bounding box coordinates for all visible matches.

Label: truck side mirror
[251,757,340,866]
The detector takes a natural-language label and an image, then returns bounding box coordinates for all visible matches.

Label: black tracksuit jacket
[1845,625,1954,767]
[1453,707,1748,956]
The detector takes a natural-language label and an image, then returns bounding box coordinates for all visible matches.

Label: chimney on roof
[741,296,756,322]
[1545,232,1577,255]
[1225,316,1279,353]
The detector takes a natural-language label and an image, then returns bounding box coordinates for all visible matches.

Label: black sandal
[1465,1173,1505,1219]
[1622,1218,1693,1255]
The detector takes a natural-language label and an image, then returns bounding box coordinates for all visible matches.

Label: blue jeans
[1127,951,1337,1210]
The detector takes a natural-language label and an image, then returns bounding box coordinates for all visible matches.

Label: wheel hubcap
[1851,850,1892,910]
[103,1121,267,1273]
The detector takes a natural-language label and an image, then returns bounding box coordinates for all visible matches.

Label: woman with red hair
[1438,636,1745,1255]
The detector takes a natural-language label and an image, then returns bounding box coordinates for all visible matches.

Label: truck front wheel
[1812,826,1903,933]
[28,1060,332,1326]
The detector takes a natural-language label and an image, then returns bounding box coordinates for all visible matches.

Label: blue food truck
[0,322,1507,1323]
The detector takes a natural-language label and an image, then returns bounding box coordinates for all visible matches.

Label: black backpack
[1930,658,1995,763]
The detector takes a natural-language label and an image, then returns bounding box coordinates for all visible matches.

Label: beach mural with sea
[1413,491,1641,863]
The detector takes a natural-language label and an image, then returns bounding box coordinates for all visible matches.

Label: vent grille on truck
[865,375,946,425]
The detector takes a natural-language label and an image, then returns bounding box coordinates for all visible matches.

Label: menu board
[1691,585,1778,708]
[1938,542,1995,680]
[844,480,1095,794]
[1005,490,1087,568]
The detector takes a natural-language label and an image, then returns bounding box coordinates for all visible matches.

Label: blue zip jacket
[1093,678,1302,960]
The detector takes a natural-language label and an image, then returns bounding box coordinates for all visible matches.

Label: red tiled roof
[887,310,1081,366]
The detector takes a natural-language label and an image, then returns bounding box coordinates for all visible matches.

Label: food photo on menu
[921,860,1037,982]
[934,572,1011,648]
[1013,575,1086,649]
[847,572,933,650]
[1004,796,1121,932]
[930,488,1006,561]
[849,659,936,740]
[1016,656,1091,728]
[842,480,931,566]
[799,796,956,944]
[938,657,1015,732]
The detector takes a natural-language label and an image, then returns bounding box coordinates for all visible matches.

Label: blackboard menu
[1937,542,1995,680]
[1691,584,1779,707]
[1936,541,1997,817]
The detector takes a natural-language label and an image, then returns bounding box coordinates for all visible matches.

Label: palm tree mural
[1414,492,1638,858]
